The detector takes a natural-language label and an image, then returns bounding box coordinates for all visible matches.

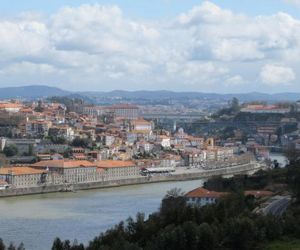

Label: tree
[52,238,64,250]
[50,136,67,145]
[3,144,18,157]
[71,138,89,148]
[34,100,44,112]
[63,147,73,158]
[287,162,300,202]
[197,223,216,250]
[17,243,25,250]
[0,239,5,250]
[7,243,16,250]
[223,217,257,250]
[231,97,240,113]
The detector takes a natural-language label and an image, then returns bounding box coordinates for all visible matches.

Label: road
[262,196,291,216]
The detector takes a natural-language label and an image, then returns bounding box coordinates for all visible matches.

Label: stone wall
[0,162,260,197]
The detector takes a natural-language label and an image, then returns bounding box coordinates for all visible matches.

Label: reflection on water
[0,180,204,250]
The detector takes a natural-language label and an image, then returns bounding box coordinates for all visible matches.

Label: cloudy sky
[1,0,300,93]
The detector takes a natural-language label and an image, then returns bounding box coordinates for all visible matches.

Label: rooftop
[245,190,274,197]
[185,187,226,198]
[32,160,96,169]
[96,160,135,168]
[0,167,46,175]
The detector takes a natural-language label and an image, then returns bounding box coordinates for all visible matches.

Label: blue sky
[1,0,299,19]
[0,0,300,93]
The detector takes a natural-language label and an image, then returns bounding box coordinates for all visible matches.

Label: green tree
[34,100,44,112]
[197,223,216,250]
[63,147,73,158]
[17,243,25,250]
[7,243,16,250]
[231,97,240,113]
[0,239,5,250]
[71,138,89,148]
[223,217,257,250]
[52,238,64,250]
[3,144,18,157]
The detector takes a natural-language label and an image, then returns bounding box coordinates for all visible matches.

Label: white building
[26,120,52,137]
[185,187,226,207]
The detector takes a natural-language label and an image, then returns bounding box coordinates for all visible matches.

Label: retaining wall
[0,162,261,197]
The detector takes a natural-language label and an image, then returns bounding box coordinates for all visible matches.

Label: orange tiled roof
[185,187,226,198]
[0,103,22,109]
[131,119,151,125]
[96,160,135,168]
[244,190,274,197]
[0,167,46,175]
[32,160,95,168]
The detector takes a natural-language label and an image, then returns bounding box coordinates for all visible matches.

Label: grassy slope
[263,239,300,250]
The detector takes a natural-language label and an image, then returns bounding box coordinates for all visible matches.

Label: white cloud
[0,2,299,92]
[211,39,264,61]
[0,62,56,75]
[225,75,245,86]
[260,64,295,85]
[284,0,300,6]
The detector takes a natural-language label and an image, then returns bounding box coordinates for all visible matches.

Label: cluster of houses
[0,100,256,189]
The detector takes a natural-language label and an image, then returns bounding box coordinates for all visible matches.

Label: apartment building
[0,167,47,188]
[48,125,75,141]
[130,119,153,131]
[108,104,139,120]
[96,160,140,180]
[26,120,52,137]
[32,160,97,184]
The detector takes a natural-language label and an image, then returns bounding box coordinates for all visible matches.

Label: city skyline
[1,0,300,93]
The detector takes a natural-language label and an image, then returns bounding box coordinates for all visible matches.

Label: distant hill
[0,85,70,99]
[0,85,299,102]
[82,90,300,102]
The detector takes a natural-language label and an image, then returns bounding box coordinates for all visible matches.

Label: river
[0,179,204,250]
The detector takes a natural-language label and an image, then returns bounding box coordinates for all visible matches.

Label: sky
[0,0,300,93]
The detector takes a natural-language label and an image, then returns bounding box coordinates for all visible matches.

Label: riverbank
[0,162,262,197]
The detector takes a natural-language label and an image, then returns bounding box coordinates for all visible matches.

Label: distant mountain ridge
[81,90,300,102]
[0,85,70,99]
[0,85,299,102]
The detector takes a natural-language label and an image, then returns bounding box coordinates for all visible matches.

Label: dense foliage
[2,144,18,157]
[47,157,300,250]
[1,153,300,249]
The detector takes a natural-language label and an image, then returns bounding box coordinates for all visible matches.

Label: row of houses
[0,160,140,188]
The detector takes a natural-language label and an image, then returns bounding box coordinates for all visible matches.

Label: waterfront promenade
[0,161,262,197]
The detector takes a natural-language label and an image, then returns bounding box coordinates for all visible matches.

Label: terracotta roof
[131,119,151,125]
[32,160,95,169]
[0,103,22,109]
[185,187,226,198]
[244,190,274,197]
[0,167,46,175]
[96,160,135,168]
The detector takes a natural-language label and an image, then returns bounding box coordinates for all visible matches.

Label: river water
[0,179,204,250]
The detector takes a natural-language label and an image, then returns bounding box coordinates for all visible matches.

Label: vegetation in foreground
[1,151,300,250]
[263,238,300,250]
